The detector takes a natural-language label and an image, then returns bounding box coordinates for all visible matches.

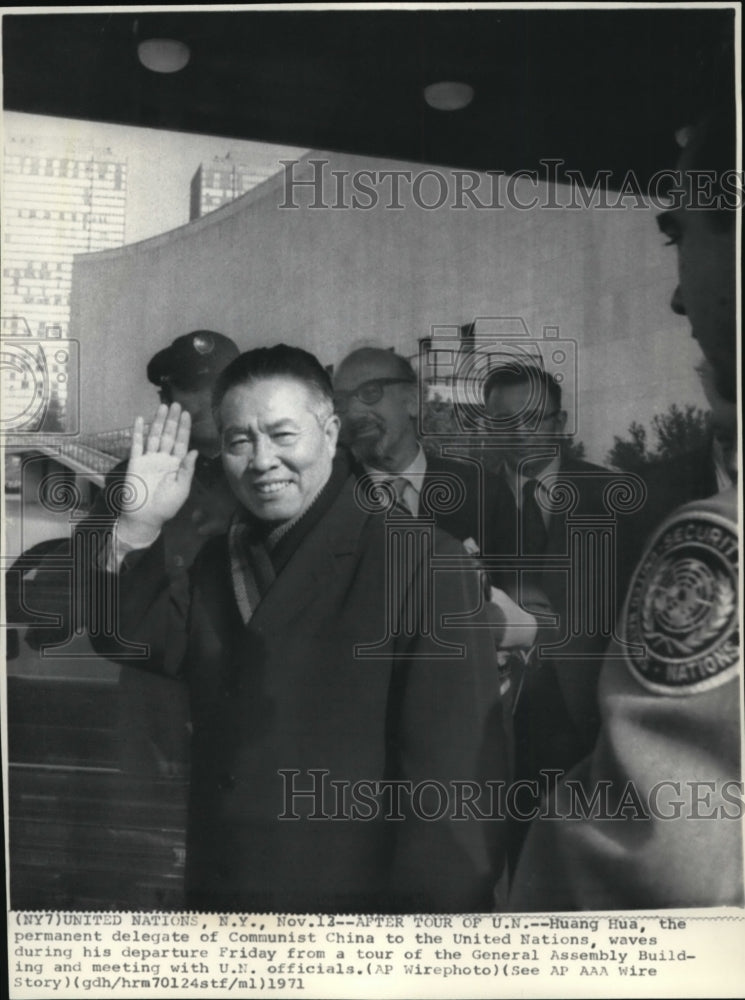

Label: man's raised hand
[117,403,198,546]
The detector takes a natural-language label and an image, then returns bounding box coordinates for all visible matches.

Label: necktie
[521,478,548,554]
[390,476,414,516]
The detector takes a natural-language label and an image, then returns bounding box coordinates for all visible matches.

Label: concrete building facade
[69,150,706,464]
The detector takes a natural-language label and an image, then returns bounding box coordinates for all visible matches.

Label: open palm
[118,403,198,543]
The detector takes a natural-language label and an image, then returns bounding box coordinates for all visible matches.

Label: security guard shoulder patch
[623,508,739,696]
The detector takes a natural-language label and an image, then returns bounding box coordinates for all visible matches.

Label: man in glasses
[482,363,574,568]
[482,362,589,559]
[333,347,480,543]
[481,362,627,862]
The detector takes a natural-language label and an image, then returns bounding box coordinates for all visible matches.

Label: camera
[418,317,577,438]
[0,327,80,435]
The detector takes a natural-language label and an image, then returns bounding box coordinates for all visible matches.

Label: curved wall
[70,151,705,462]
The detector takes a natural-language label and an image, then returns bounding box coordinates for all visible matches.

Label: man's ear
[324,412,341,454]
[556,409,568,433]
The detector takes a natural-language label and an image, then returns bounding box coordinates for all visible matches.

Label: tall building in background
[2,134,127,339]
[190,152,276,219]
[2,134,127,432]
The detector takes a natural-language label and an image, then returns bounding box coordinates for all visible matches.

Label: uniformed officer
[509,107,741,910]
[142,331,241,572]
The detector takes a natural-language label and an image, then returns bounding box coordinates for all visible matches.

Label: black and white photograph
[1,3,742,997]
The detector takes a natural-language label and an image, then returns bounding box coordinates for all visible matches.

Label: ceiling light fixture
[137,38,191,74]
[423,81,475,111]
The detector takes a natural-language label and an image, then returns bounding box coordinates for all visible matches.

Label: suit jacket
[350,447,481,545]
[93,467,509,913]
[482,456,648,779]
[421,452,482,544]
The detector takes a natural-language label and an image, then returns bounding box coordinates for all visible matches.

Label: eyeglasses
[333,378,415,413]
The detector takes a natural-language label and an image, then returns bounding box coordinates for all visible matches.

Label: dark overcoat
[96,470,509,913]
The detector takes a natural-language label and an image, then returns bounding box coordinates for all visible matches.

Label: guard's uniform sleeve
[386,531,511,912]
[509,488,742,911]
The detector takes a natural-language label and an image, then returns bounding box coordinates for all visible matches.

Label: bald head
[333,348,420,471]
[336,348,416,384]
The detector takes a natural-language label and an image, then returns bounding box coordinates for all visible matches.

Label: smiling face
[219,377,339,523]
[333,352,419,471]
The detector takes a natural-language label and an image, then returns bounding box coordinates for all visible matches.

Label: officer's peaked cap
[147,331,240,390]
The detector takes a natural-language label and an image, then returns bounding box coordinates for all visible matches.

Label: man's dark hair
[213,344,334,416]
[482,362,562,412]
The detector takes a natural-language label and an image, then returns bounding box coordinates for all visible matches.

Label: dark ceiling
[2,7,736,187]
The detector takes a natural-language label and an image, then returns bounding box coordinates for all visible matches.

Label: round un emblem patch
[624,510,739,696]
